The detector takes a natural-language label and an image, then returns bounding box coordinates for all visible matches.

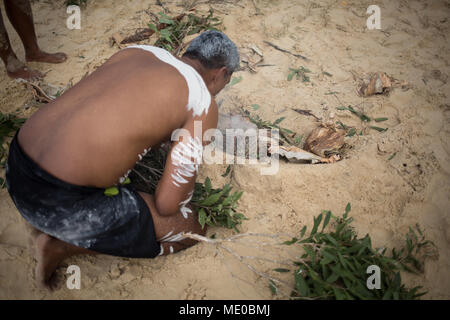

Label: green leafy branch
[336,105,389,133]
[271,203,438,300]
[150,10,221,53]
[129,148,246,232]
[192,177,246,232]
[288,67,311,82]
[243,109,300,146]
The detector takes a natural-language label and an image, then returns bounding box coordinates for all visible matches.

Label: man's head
[182,30,240,96]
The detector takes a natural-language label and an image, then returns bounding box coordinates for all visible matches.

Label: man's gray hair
[183,30,240,75]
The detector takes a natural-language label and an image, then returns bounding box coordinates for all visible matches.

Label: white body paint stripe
[124,45,211,117]
[171,136,203,188]
[179,191,194,219]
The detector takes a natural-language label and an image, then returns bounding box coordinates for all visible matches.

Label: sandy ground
[0,0,449,299]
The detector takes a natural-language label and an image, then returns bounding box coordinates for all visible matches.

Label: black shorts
[5,132,161,258]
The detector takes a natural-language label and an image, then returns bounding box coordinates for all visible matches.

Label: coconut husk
[303,125,345,158]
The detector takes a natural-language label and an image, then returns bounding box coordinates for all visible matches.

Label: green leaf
[148,23,158,32]
[322,210,332,232]
[336,106,347,111]
[274,117,285,125]
[287,71,296,81]
[326,272,340,283]
[228,76,242,86]
[198,208,207,229]
[325,234,339,246]
[104,187,119,197]
[310,213,323,236]
[370,126,388,132]
[344,202,351,218]
[121,177,131,185]
[269,280,278,295]
[346,128,356,137]
[295,271,309,296]
[300,226,307,238]
[374,117,388,122]
[158,12,174,25]
[332,287,346,300]
[282,237,298,245]
[251,104,260,111]
[204,177,212,193]
[200,191,223,206]
[221,165,232,177]
[273,268,290,273]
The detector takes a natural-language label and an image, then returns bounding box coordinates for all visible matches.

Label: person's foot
[25,223,44,257]
[26,50,67,64]
[5,55,43,80]
[34,233,65,290]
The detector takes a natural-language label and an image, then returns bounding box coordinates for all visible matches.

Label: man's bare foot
[26,50,67,64]
[25,222,43,256]
[5,54,42,80]
[35,233,65,290]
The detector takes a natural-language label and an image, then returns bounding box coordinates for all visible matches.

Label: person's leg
[0,7,42,79]
[3,0,67,64]
[138,192,206,256]
[34,232,96,290]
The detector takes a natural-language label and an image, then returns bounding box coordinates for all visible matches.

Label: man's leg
[138,192,206,256]
[34,232,96,290]
[3,0,67,64]
[0,7,41,80]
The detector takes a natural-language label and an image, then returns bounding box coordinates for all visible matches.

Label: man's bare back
[6,31,239,289]
[18,48,201,188]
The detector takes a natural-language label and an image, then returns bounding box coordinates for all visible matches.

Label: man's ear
[213,67,227,81]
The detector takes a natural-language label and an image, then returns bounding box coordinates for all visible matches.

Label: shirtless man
[0,0,67,80]
[5,30,240,289]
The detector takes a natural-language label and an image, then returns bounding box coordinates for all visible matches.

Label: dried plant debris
[303,124,346,158]
[240,44,265,73]
[356,72,409,97]
[358,72,393,97]
[270,145,340,164]
[17,79,69,104]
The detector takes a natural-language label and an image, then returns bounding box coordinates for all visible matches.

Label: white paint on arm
[179,191,193,219]
[170,136,203,188]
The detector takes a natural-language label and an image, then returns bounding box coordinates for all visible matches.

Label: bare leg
[138,192,206,256]
[4,0,67,64]
[0,7,42,80]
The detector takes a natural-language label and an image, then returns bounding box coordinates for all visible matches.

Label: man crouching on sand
[5,30,240,289]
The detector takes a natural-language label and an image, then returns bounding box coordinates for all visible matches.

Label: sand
[0,0,449,299]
